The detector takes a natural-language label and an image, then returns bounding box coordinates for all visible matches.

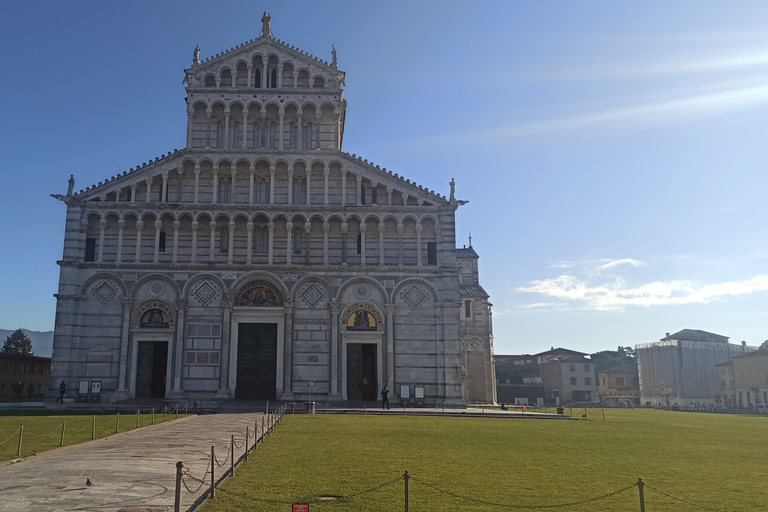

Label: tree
[1,329,34,355]
[590,348,635,373]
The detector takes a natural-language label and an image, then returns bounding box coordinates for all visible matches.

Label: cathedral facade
[49,18,495,406]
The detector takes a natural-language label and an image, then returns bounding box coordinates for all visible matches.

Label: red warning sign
[293,505,309,512]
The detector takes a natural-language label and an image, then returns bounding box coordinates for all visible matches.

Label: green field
[0,409,186,461]
[198,410,767,511]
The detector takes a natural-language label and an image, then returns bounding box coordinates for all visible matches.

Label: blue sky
[1,1,766,355]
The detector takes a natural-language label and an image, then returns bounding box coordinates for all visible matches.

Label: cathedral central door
[236,323,278,399]
[347,343,377,401]
[135,341,168,398]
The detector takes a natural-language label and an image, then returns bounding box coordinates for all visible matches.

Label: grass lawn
[0,409,187,462]
[199,409,767,511]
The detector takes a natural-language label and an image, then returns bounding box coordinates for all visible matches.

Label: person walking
[57,380,67,403]
[380,385,390,410]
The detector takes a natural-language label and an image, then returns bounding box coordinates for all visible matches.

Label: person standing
[380,385,390,410]
[57,380,67,403]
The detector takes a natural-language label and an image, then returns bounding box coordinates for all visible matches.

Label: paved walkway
[0,412,268,512]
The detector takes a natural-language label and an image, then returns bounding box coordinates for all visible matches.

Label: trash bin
[305,401,315,414]
[556,406,564,415]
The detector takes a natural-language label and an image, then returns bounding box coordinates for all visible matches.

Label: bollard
[210,446,215,499]
[152,408,155,425]
[245,426,249,460]
[165,406,168,423]
[364,401,366,415]
[185,402,188,417]
[266,399,269,416]
[60,419,66,447]
[261,417,265,441]
[116,412,120,433]
[603,408,605,421]
[230,435,235,476]
[92,415,96,440]
[174,461,183,512]
[137,409,140,428]
[637,477,645,512]
[403,470,410,512]
[17,424,23,457]
[254,420,259,447]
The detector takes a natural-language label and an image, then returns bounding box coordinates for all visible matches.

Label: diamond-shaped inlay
[192,281,219,306]
[299,283,324,308]
[469,339,482,352]
[402,285,427,309]
[93,281,117,304]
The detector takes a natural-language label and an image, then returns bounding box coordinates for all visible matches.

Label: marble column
[218,298,233,398]
[304,223,311,265]
[322,222,330,265]
[193,165,201,203]
[209,223,216,262]
[190,221,198,263]
[282,300,295,398]
[269,167,275,204]
[378,222,386,266]
[267,222,274,264]
[168,300,187,399]
[356,175,362,205]
[153,220,162,263]
[96,220,107,262]
[116,220,125,263]
[285,221,293,265]
[134,221,144,263]
[249,167,255,204]
[341,169,347,205]
[287,167,294,205]
[145,178,152,203]
[323,165,330,204]
[172,221,180,263]
[227,221,235,264]
[397,223,404,266]
[212,167,219,203]
[246,221,254,264]
[359,224,367,266]
[230,169,237,204]
[341,222,348,265]
[306,168,311,205]
[416,224,423,266]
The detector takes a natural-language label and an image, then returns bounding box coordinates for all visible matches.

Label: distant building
[494,348,598,405]
[636,329,756,407]
[716,348,768,408]
[0,354,51,401]
[540,354,598,404]
[598,363,640,405]
[494,354,543,406]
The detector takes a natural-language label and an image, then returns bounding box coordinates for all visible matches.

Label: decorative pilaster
[306,168,311,205]
[168,299,188,399]
[145,178,152,203]
[112,298,134,401]
[322,222,330,265]
[397,223,404,266]
[134,221,144,263]
[285,221,293,265]
[359,223,367,266]
[96,220,107,262]
[341,169,347,205]
[249,166,255,204]
[267,221,274,264]
[153,220,162,263]
[329,302,341,397]
[269,167,275,204]
[172,221,180,263]
[230,169,237,204]
[246,222,254,264]
[193,165,201,203]
[385,304,396,387]
[341,222,348,265]
[281,300,295,398]
[323,165,330,204]
[227,221,235,264]
[287,167,294,205]
[212,167,219,203]
[161,173,168,203]
[356,175,362,205]
[416,223,423,266]
[190,221,198,263]
[217,297,233,398]
[209,223,216,262]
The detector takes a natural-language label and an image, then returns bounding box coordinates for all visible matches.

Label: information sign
[292,504,309,512]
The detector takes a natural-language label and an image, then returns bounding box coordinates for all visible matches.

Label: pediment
[184,36,344,90]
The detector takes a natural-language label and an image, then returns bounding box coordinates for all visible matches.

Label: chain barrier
[23,423,66,438]
[409,475,637,509]
[65,419,95,433]
[644,482,726,511]
[0,428,21,446]
[213,445,231,467]
[181,459,212,494]
[232,435,244,449]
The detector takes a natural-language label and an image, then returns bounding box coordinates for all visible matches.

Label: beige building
[717,348,768,408]
[598,364,639,405]
[0,354,51,401]
[47,18,495,406]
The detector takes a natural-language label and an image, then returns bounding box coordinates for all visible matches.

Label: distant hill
[0,329,54,357]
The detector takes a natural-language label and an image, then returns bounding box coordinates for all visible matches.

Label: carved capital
[136,221,144,230]
[154,220,163,229]
[121,298,134,309]
[329,302,341,314]
[323,222,330,232]
[384,303,396,314]
[173,221,181,230]
[191,221,199,231]
[175,299,188,310]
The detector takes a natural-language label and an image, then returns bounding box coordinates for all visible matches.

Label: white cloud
[518,268,768,312]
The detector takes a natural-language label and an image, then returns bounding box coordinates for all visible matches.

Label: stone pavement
[0,412,267,512]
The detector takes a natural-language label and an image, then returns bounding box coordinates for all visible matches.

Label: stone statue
[449,178,455,201]
[332,45,337,67]
[67,175,75,196]
[193,45,200,65]
[262,11,271,37]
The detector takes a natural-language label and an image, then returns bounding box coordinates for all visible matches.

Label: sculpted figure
[262,12,271,37]
[67,174,75,196]
[193,45,200,65]
[449,178,455,201]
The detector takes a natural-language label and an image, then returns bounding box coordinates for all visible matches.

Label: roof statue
[193,45,200,65]
[262,11,271,37]
[50,174,75,204]
[332,45,338,68]
[449,178,455,201]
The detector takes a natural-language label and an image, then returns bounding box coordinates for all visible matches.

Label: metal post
[17,425,23,457]
[261,417,265,441]
[364,401,366,415]
[176,405,179,420]
[603,408,605,421]
[116,412,120,433]
[245,426,249,460]
[637,478,645,512]
[230,435,235,476]
[482,405,485,418]
[266,399,269,415]
[403,470,410,512]
[165,406,168,423]
[255,419,259,446]
[174,461,183,512]
[185,402,188,417]
[152,408,155,425]
[210,445,215,499]
[137,409,140,428]
[92,415,96,440]
[60,420,66,447]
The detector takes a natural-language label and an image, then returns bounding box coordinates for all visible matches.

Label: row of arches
[194,55,333,90]
[188,101,338,150]
[92,160,431,208]
[84,213,440,267]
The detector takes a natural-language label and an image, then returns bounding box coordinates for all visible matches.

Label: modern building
[47,17,495,406]
[598,363,640,405]
[716,347,768,408]
[636,329,756,407]
[0,354,51,401]
[494,354,543,406]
